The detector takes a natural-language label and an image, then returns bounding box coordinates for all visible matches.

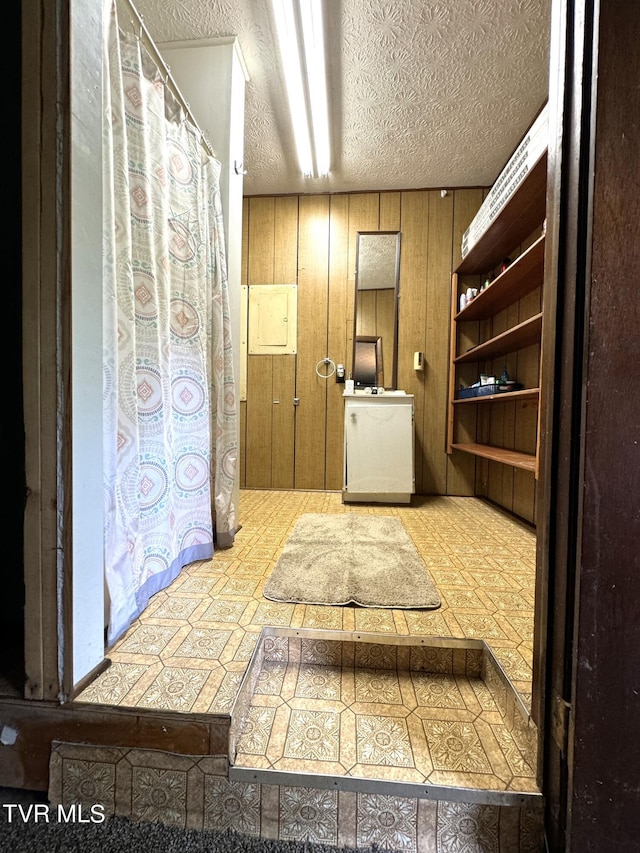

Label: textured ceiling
[133,0,551,196]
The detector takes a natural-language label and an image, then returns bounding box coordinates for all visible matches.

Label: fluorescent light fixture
[299,0,330,176]
[271,0,331,178]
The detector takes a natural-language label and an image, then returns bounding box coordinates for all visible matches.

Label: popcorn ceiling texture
[132,0,551,196]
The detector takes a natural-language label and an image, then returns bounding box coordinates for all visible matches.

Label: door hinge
[551,690,570,756]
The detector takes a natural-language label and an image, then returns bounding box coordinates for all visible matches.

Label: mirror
[353,231,400,388]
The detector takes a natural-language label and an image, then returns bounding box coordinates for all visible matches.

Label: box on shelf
[461,104,548,261]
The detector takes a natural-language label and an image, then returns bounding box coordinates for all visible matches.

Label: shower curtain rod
[114,0,218,161]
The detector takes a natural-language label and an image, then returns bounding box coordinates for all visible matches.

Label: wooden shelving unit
[450,443,537,472]
[447,145,547,481]
[456,152,547,275]
[452,387,540,405]
[455,235,545,322]
[454,312,543,364]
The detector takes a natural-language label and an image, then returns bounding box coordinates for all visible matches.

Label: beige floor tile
[209,669,245,713]
[283,708,341,762]
[422,718,493,775]
[75,662,149,705]
[354,668,403,705]
[278,786,339,845]
[90,490,539,798]
[135,666,213,712]
[294,663,342,700]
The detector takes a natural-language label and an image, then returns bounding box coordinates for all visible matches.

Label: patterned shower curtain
[102,2,237,646]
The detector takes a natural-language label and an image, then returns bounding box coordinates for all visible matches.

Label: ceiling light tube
[271,0,314,176]
[299,0,331,176]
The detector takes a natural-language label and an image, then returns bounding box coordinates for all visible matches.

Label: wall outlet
[413,351,424,370]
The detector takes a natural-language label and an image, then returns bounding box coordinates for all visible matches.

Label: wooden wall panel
[245,355,273,486]
[245,198,276,489]
[379,192,401,230]
[271,355,296,488]
[513,470,536,523]
[241,199,249,285]
[274,196,298,282]
[247,197,276,284]
[239,401,246,486]
[423,190,454,494]
[294,196,331,490]
[326,195,350,490]
[243,197,299,489]
[397,191,429,494]
[240,204,249,489]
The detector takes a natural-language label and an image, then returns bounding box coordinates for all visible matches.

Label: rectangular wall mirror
[353,231,401,389]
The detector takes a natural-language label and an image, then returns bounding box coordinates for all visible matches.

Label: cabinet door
[345,402,413,493]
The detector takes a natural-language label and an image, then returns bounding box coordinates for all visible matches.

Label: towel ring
[315,358,336,379]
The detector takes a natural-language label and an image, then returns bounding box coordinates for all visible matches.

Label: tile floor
[48,740,543,851]
[76,489,536,716]
[64,490,541,851]
[232,631,538,797]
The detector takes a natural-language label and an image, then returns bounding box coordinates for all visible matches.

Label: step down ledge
[230,764,543,809]
[229,626,540,805]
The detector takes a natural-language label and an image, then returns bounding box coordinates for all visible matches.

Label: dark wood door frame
[537,0,640,850]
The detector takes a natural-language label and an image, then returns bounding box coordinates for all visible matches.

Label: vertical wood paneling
[513,470,536,523]
[247,197,276,284]
[239,402,246,486]
[398,191,429,494]
[23,0,66,698]
[268,197,299,488]
[245,197,276,488]
[239,207,249,483]
[348,193,381,231]
[326,195,350,490]
[486,460,503,505]
[241,199,249,285]
[295,196,331,489]
[245,355,273,486]
[423,190,454,494]
[271,355,296,488]
[379,192,401,230]
[502,401,517,506]
[274,196,299,282]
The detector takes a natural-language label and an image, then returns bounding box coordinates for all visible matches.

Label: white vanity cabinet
[343,393,415,503]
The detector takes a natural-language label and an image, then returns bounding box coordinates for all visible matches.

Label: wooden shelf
[455,313,543,364]
[455,236,545,321]
[452,388,540,404]
[455,152,548,275]
[447,129,546,494]
[450,443,537,472]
